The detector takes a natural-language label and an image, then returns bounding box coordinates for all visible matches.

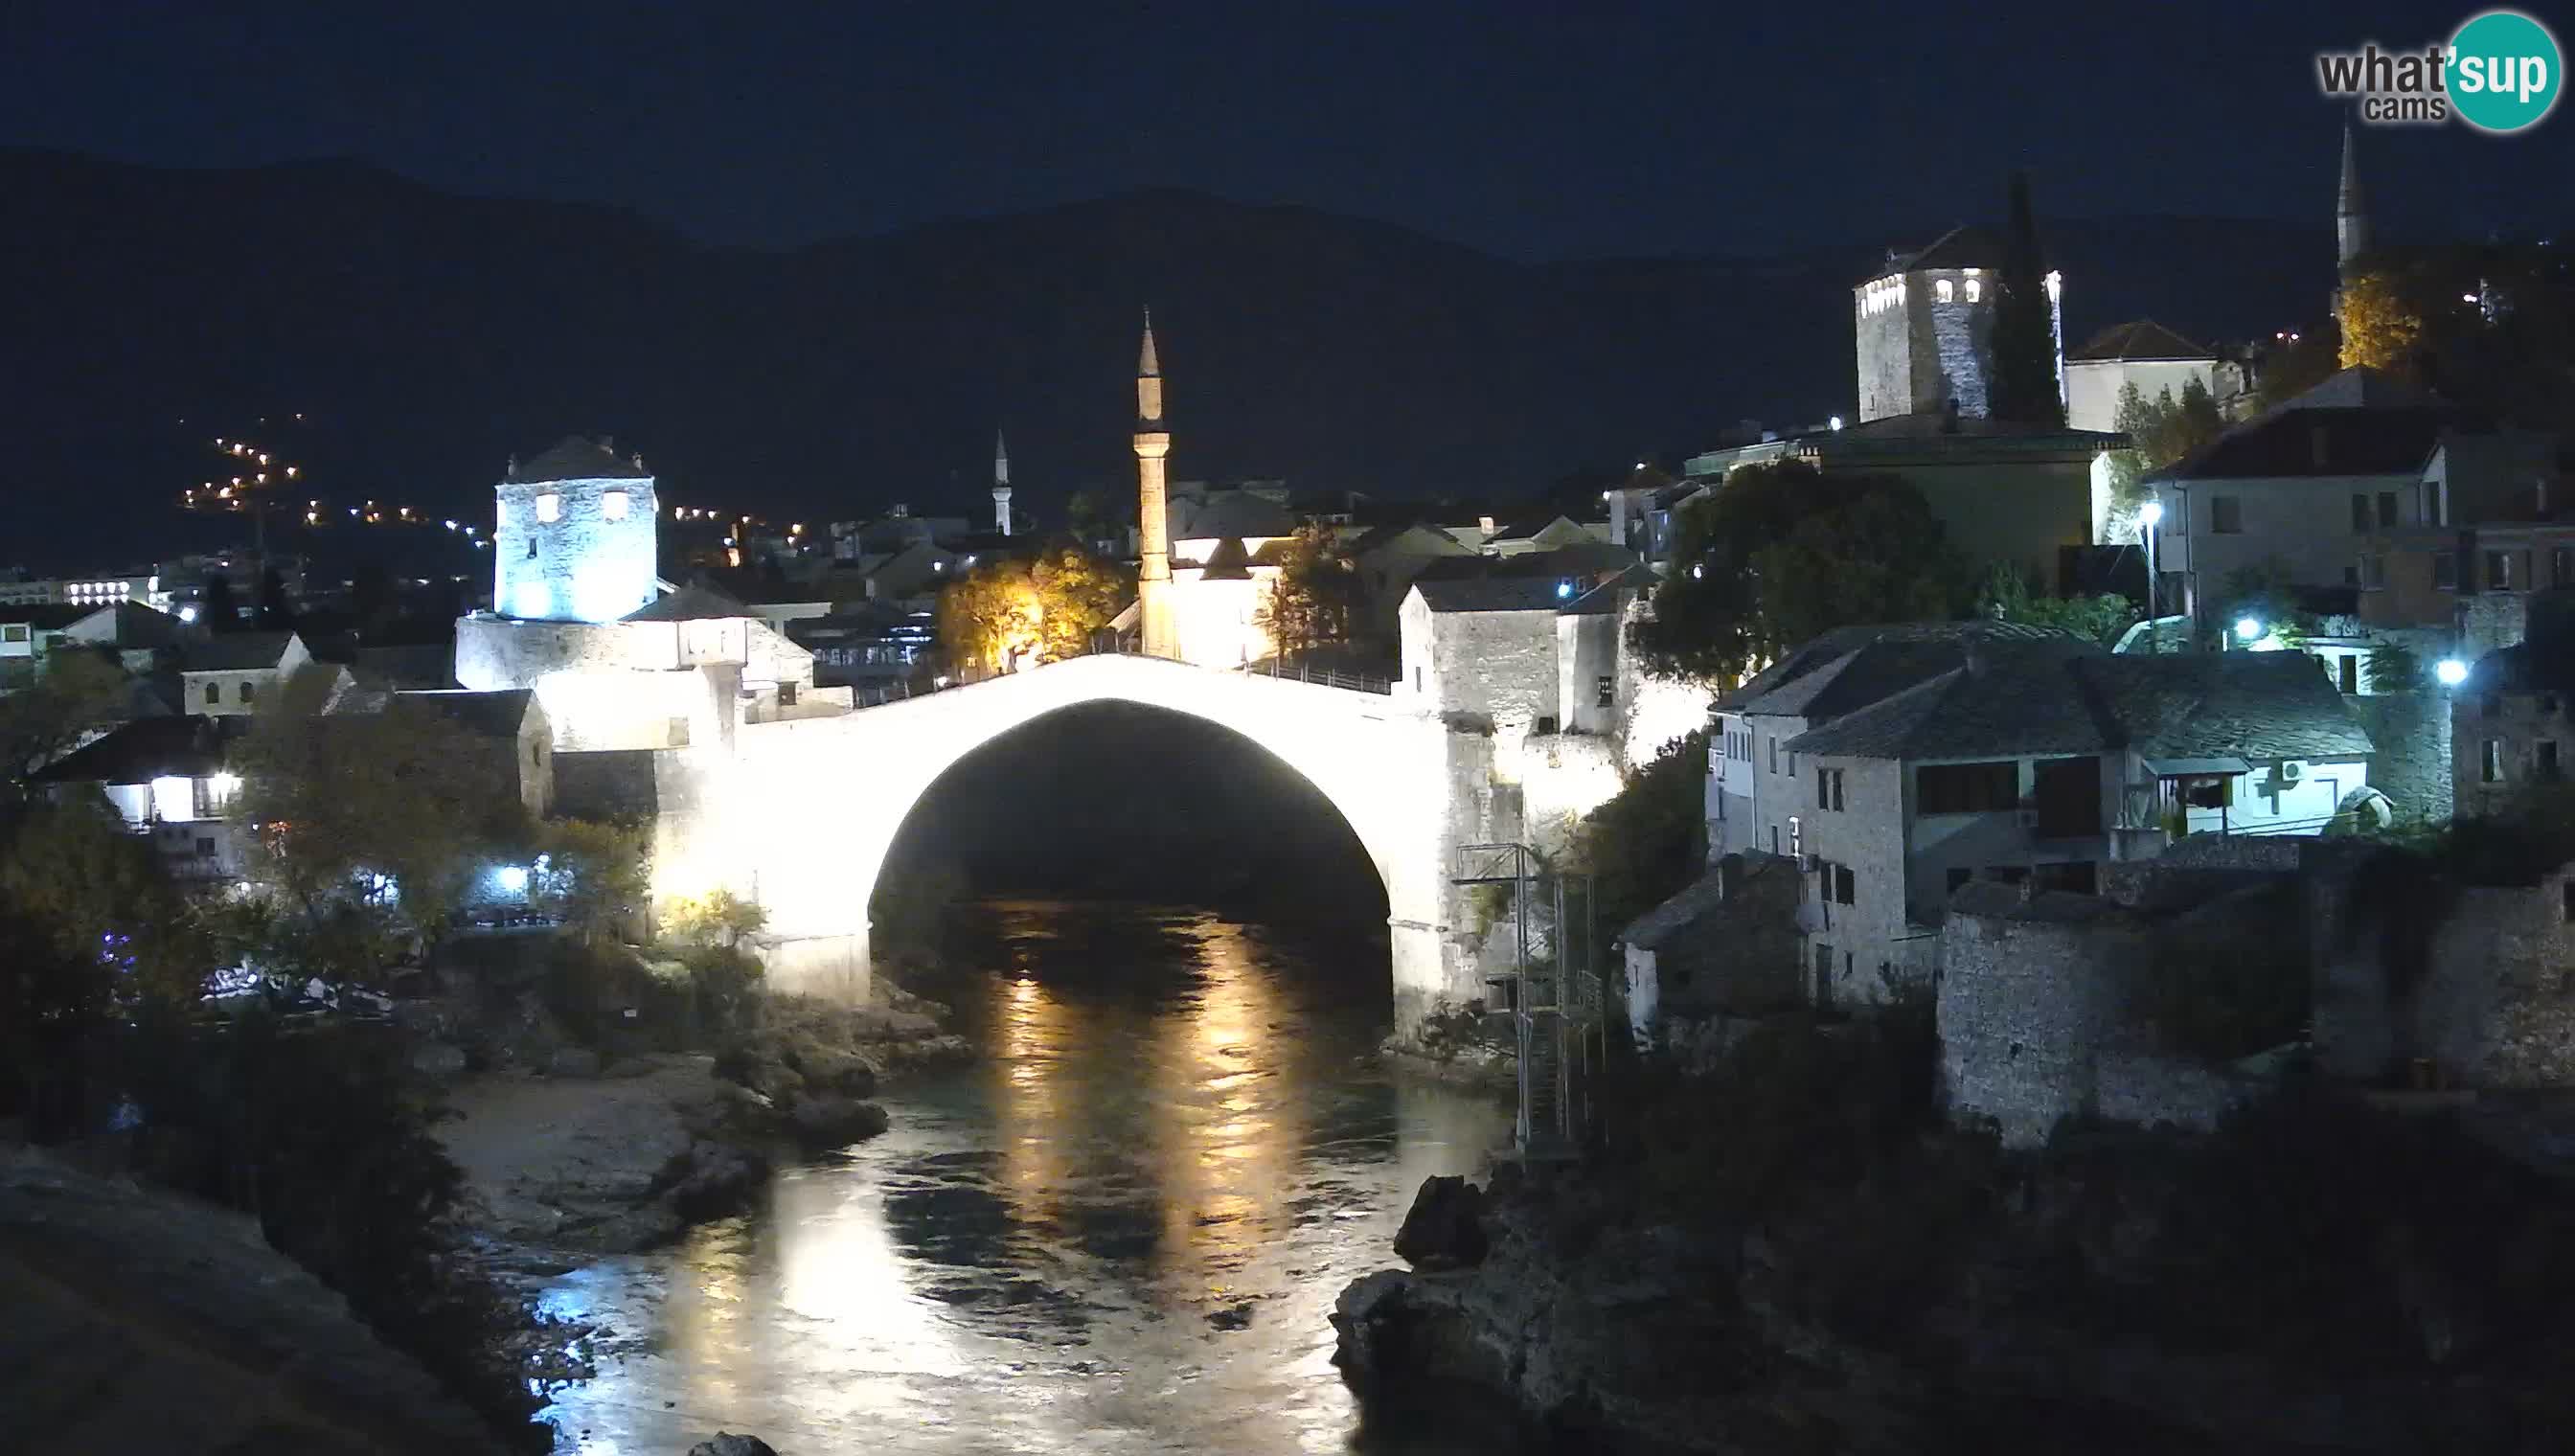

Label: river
[536,901,1519,1455]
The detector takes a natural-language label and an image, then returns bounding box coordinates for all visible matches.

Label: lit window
[602,490,629,521]
[536,493,561,523]
[1936,279,1954,303]
[1965,279,1982,303]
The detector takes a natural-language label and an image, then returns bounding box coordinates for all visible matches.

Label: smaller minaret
[991,429,1013,536]
[2336,122,2370,276]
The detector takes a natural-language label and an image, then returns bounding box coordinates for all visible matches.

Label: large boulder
[1329,1268,1416,1376]
[1393,1174,1489,1271]
[663,1142,768,1222]
[785,1094,890,1150]
[687,1435,778,1456]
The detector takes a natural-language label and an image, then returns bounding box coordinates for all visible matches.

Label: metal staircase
[1454,843,1604,1159]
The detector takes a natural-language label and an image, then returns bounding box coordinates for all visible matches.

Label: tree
[254,564,295,630]
[663,887,766,949]
[1255,521,1360,666]
[1634,461,1963,684]
[0,795,203,1004]
[2100,378,2224,537]
[1974,564,2138,647]
[0,648,128,798]
[1028,541,1128,661]
[198,572,243,632]
[535,818,649,944]
[935,558,1040,678]
[1988,171,2064,426]
[235,665,514,977]
[2338,269,2426,374]
[1569,733,1709,934]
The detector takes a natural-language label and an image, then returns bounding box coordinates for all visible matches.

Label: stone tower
[2336,122,2371,276]
[1133,309,1178,659]
[492,435,658,623]
[1852,226,2060,424]
[991,428,1013,536]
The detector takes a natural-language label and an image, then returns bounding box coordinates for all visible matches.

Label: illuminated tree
[1254,521,1359,666]
[935,559,1041,678]
[663,887,766,948]
[1029,543,1128,661]
[536,818,649,945]
[2101,377,2224,534]
[2338,269,2426,373]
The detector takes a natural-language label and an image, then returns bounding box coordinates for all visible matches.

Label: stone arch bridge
[658,654,1497,1035]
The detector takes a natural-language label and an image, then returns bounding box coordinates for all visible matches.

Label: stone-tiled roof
[179,630,299,673]
[1720,620,2087,714]
[2153,368,2468,482]
[1412,542,1640,585]
[393,688,537,739]
[1620,855,1798,949]
[34,715,239,785]
[624,584,749,622]
[1169,490,1296,541]
[1786,647,2373,763]
[1561,563,1659,616]
[1347,521,1471,558]
[1878,224,2006,278]
[1196,536,1255,581]
[1413,577,1571,613]
[1948,878,2127,923]
[2069,320,2214,363]
[513,436,649,483]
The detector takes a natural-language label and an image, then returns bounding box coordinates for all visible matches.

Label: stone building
[1853,226,2061,425]
[2452,592,2575,817]
[492,437,659,625]
[177,630,312,717]
[2062,320,2218,436]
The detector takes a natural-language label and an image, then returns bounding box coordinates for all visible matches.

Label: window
[2031,756,2102,836]
[778,682,798,708]
[1935,279,1954,303]
[2378,491,2399,527]
[2555,547,2574,586]
[535,492,561,523]
[195,836,215,855]
[2180,775,2234,809]
[601,489,629,521]
[2479,739,2503,784]
[1916,761,2018,814]
[1768,738,1777,774]
[239,680,255,704]
[1770,825,1780,854]
[1593,675,1615,710]
[1789,814,1802,858]
[2541,740,2562,780]
[1834,864,1856,905]
[668,717,692,748]
[204,681,221,705]
[526,536,538,559]
[2434,551,2458,589]
[2338,654,2359,695]
[1964,278,1982,303]
[2351,493,2372,533]
[1,625,25,643]
[2209,495,2243,534]
[1813,766,1844,810]
[2487,550,2517,591]
[1535,716,1559,736]
[1812,944,1833,1007]
[1412,667,1422,693]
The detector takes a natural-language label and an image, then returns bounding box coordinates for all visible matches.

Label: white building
[34,716,251,882]
[2063,320,2218,434]
[493,437,660,625]
[179,631,312,717]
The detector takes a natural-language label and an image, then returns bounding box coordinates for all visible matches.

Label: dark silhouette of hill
[0,148,2330,568]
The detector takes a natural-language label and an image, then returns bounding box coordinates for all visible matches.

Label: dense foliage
[1255,520,1362,665]
[936,539,1131,675]
[1972,564,2137,646]
[1988,171,2064,427]
[1569,731,1707,934]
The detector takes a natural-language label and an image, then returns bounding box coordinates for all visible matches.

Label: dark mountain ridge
[2,148,2332,570]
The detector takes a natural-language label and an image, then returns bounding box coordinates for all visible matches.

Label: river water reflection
[540,903,1516,1454]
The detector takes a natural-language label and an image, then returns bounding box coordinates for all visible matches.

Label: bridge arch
[690,655,1476,1032]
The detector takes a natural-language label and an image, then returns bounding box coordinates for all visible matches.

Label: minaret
[1133,308,1178,659]
[991,428,1013,536]
[2336,122,2370,277]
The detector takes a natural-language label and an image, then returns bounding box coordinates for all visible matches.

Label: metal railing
[1455,842,1603,1158]
[1243,659,1394,694]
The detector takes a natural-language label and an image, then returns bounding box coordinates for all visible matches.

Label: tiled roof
[2069,320,2214,363]
[1348,521,1470,558]
[514,436,649,482]
[624,584,748,622]
[1876,224,2007,278]
[1412,542,1640,584]
[1620,855,1797,948]
[1487,514,1579,543]
[1561,563,1659,615]
[34,715,240,785]
[180,630,299,673]
[1196,536,1255,581]
[2153,368,2471,482]
[393,688,537,739]
[1413,577,1570,613]
[1785,648,2373,763]
[1720,620,2087,713]
[1169,490,1296,540]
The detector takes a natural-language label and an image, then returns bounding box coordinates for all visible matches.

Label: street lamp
[2435,658,2469,686]
[2137,500,2164,651]
[2235,616,2265,644]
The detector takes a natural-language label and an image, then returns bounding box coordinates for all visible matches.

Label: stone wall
[1928,290,1991,420]
[2415,877,2575,1086]
[1855,284,1913,423]
[1519,730,1622,863]
[493,472,658,624]
[2352,690,2451,823]
[2452,688,2562,821]
[1938,893,2152,1147]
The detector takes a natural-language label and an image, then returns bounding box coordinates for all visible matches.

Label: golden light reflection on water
[1150,919,1306,1285]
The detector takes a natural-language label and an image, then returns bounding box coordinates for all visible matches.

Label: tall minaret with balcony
[1133,310,1178,659]
[2336,122,2371,278]
[991,428,1014,536]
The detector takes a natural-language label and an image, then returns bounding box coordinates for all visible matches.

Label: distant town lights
[2436,658,2470,686]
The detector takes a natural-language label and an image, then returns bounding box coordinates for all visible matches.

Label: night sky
[7,2,2566,261]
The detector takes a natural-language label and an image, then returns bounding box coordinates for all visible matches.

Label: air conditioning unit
[2278,760,2304,785]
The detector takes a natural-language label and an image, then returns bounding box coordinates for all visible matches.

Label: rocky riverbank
[1333,1019,2575,1454]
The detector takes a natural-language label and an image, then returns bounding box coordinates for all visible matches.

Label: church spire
[2336,121,2370,275]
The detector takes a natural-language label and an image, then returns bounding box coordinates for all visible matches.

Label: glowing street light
[2234,616,2264,643]
[2436,658,2470,687]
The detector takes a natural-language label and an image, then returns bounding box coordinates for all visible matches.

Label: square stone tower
[1854,226,2061,423]
[493,436,659,622]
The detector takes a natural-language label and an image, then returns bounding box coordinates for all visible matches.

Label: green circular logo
[2449,10,2562,132]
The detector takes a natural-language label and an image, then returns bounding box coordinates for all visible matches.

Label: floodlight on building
[2436,658,2470,686]
[495,865,530,894]
[209,771,240,797]
[2138,500,2163,528]
[2234,617,2264,642]
[178,605,198,623]
[1830,416,1845,431]
[1556,580,1574,600]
